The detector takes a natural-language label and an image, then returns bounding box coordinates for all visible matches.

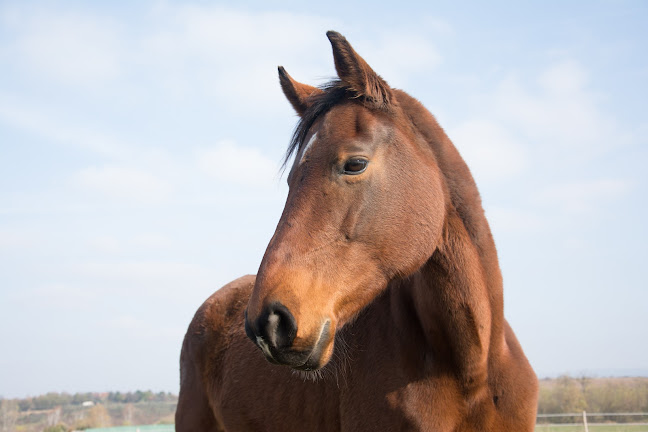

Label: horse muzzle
[244,303,332,371]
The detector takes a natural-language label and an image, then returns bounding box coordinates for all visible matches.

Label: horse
[175,31,538,432]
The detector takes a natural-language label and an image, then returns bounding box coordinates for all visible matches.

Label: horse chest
[337,348,466,431]
[217,338,463,432]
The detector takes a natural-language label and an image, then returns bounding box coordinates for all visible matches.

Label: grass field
[83,424,648,432]
[81,424,648,432]
[85,426,174,432]
[82,424,648,432]
[536,425,648,432]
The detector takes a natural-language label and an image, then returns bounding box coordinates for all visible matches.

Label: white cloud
[0,96,132,158]
[137,5,337,110]
[538,60,588,94]
[1,4,337,113]
[29,282,104,309]
[422,16,455,38]
[131,233,172,250]
[149,4,329,53]
[75,165,172,202]
[447,59,636,184]
[0,229,39,250]
[87,233,172,254]
[78,260,212,285]
[197,141,279,187]
[103,315,183,341]
[88,235,121,254]
[360,33,443,88]
[2,3,449,113]
[5,8,123,84]
[70,259,224,303]
[450,119,526,183]
[486,206,543,234]
[534,178,632,214]
[492,60,630,157]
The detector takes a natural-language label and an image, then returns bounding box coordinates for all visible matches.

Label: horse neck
[391,90,505,387]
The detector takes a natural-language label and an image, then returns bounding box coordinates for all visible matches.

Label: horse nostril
[265,302,297,349]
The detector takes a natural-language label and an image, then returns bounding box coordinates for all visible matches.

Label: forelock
[282,81,352,170]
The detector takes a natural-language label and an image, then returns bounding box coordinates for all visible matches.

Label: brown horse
[176,31,538,431]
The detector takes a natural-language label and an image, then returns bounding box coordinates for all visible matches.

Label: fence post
[583,410,589,432]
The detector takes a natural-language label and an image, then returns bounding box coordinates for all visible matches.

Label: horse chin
[291,339,334,372]
[289,337,336,381]
[291,367,328,382]
[290,329,347,382]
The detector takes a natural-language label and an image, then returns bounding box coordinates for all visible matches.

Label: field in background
[2,377,647,431]
[0,392,176,432]
[536,427,648,432]
[86,426,174,432]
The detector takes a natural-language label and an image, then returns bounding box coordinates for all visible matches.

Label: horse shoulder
[485,320,538,431]
[176,275,256,431]
[183,274,255,376]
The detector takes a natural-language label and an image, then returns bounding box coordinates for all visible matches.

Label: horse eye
[342,158,368,175]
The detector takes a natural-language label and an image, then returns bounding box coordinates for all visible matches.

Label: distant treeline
[11,390,177,412]
[538,376,648,423]
[0,391,177,432]
[2,377,648,431]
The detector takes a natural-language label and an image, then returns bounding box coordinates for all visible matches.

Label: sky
[0,1,647,398]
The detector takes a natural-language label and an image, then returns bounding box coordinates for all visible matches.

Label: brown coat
[176,31,538,432]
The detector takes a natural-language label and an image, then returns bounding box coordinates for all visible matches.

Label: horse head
[244,31,449,371]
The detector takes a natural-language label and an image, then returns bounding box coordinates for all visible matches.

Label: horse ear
[278,66,323,116]
[326,31,394,108]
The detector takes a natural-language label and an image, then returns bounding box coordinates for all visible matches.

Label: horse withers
[176,31,538,431]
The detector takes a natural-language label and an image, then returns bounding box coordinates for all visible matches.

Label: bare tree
[0,399,19,432]
[47,406,61,427]
[125,403,134,425]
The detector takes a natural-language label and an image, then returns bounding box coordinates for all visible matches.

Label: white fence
[536,412,648,431]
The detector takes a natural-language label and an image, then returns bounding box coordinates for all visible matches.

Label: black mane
[282,81,354,169]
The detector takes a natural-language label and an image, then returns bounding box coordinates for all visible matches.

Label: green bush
[43,424,68,432]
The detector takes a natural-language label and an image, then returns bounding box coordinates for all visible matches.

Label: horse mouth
[292,320,332,371]
[252,320,333,371]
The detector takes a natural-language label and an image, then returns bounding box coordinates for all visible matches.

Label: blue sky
[1,1,647,398]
